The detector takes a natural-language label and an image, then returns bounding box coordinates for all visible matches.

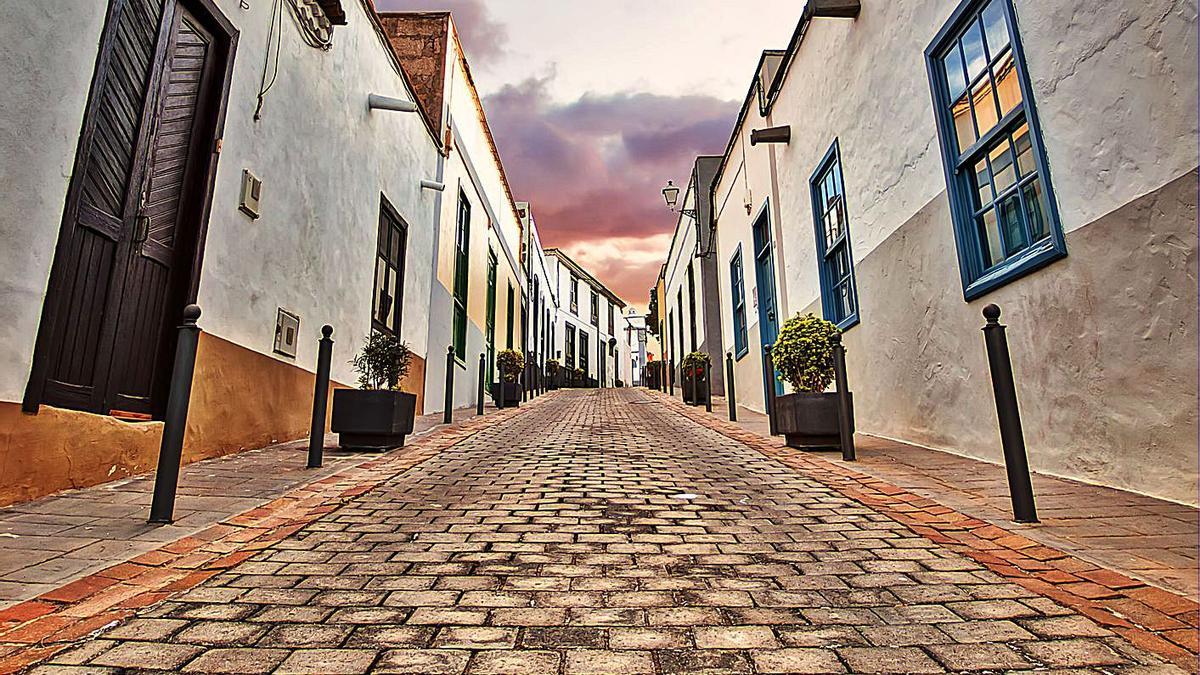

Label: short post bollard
[477,352,486,416]
[764,344,778,436]
[704,360,713,413]
[443,346,455,424]
[148,304,202,524]
[725,352,737,422]
[982,304,1038,523]
[668,359,675,396]
[307,325,334,469]
[831,332,855,462]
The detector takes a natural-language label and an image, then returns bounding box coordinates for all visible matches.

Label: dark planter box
[490,381,521,406]
[681,372,709,405]
[774,391,853,450]
[331,389,416,451]
[546,370,560,390]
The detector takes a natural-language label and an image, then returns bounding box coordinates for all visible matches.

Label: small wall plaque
[274,307,300,358]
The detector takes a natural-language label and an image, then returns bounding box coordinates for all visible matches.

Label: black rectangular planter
[490,381,521,406]
[774,391,853,451]
[331,389,417,451]
[681,373,708,405]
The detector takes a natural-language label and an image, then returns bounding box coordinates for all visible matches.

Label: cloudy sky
[376,1,802,311]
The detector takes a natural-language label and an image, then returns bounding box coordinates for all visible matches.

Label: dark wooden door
[26,0,225,418]
[109,6,220,415]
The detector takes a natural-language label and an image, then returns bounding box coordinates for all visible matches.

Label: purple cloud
[484,76,737,306]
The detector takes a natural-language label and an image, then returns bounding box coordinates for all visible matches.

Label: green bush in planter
[497,349,525,383]
[680,351,711,379]
[771,313,839,393]
[545,358,560,376]
[350,331,413,390]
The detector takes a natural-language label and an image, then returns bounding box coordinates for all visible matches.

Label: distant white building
[544,249,629,387]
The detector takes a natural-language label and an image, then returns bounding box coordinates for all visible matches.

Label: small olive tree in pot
[331,331,417,451]
[492,349,525,406]
[771,313,853,450]
[680,351,710,405]
[545,359,560,390]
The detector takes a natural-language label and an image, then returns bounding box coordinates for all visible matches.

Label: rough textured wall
[0,1,109,402]
[840,171,1197,504]
[378,12,448,132]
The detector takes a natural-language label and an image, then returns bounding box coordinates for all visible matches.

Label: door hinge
[214,138,223,154]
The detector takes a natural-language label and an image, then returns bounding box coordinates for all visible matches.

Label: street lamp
[662,180,696,219]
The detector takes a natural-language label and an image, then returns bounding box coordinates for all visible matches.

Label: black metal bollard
[704,360,712,413]
[725,352,737,422]
[764,345,778,436]
[148,304,202,524]
[982,304,1038,523]
[307,325,334,469]
[831,332,855,462]
[668,359,675,396]
[443,346,455,424]
[477,352,486,416]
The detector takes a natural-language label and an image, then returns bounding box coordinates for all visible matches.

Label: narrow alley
[9,390,1189,674]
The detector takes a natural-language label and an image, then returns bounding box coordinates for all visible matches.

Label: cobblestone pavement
[19,390,1192,673]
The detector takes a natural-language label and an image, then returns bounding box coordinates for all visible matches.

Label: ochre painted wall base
[0,333,427,507]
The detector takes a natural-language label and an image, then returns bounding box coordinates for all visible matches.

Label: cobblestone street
[12,390,1194,673]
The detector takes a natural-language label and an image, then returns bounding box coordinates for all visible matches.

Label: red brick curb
[655,391,1200,671]
[0,397,545,674]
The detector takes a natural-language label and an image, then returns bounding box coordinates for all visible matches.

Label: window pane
[973,158,993,207]
[989,140,1016,193]
[1013,122,1035,176]
[952,95,976,151]
[1022,177,1049,240]
[993,51,1022,115]
[971,77,1000,137]
[979,209,1004,267]
[943,44,967,100]
[388,267,399,326]
[981,0,1010,56]
[999,191,1027,255]
[962,21,987,81]
[374,257,388,324]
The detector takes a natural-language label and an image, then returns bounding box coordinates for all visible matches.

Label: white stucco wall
[713,105,784,414]
[0,1,111,402]
[771,0,1199,316]
[663,181,704,364]
[0,0,442,401]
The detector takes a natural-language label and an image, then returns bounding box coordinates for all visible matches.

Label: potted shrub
[331,331,416,451]
[770,313,852,450]
[491,349,524,406]
[572,367,585,388]
[545,359,560,390]
[680,351,710,405]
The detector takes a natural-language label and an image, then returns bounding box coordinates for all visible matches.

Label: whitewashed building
[710,0,1197,503]
[380,11,526,413]
[518,203,560,391]
[0,0,445,505]
[545,249,629,387]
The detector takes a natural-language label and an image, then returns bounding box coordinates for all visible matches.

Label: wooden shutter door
[35,0,167,412]
[108,5,219,415]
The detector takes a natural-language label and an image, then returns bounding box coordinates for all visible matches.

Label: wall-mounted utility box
[240,169,262,219]
[274,308,300,358]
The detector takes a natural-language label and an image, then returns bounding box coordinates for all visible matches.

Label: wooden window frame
[452,190,471,364]
[729,245,748,359]
[809,139,860,330]
[371,195,408,336]
[926,0,1065,300]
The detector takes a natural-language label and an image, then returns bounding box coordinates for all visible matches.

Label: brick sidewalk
[667,388,1199,599]
[0,404,490,609]
[5,388,1193,673]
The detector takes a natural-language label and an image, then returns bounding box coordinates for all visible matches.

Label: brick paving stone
[926,642,1030,671]
[752,647,847,673]
[17,390,1190,673]
[180,647,289,673]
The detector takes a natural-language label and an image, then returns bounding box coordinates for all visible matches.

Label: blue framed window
[809,140,859,330]
[926,0,1065,300]
[729,246,748,359]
